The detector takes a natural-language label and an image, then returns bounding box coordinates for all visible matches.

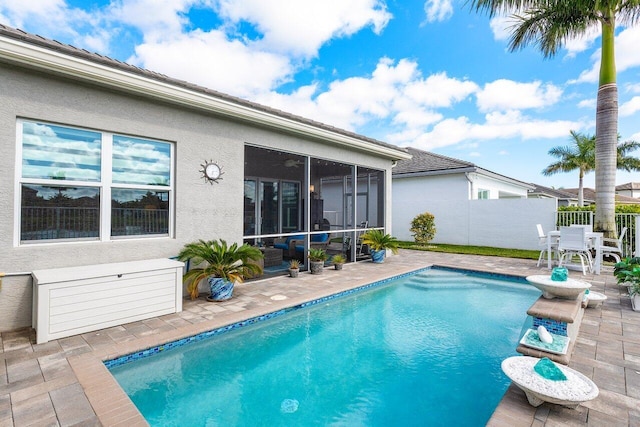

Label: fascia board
[392,167,477,178]
[0,36,411,161]
[474,168,535,190]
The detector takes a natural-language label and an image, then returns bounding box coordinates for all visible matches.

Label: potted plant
[359,229,400,263]
[288,259,300,278]
[614,257,640,311]
[331,254,346,270]
[177,239,263,301]
[308,248,328,274]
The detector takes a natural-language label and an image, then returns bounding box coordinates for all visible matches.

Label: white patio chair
[536,224,559,267]
[558,226,593,275]
[600,227,626,263]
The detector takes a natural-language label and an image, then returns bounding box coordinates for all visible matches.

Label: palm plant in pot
[308,248,328,274]
[177,239,263,301]
[331,254,346,270]
[360,229,399,263]
[614,257,640,311]
[288,259,300,278]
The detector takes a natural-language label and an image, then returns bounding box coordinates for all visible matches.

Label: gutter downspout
[465,172,475,200]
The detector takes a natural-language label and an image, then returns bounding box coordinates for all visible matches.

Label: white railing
[555,211,639,257]
[22,206,168,240]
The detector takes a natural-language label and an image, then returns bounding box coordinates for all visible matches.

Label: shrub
[410,212,436,244]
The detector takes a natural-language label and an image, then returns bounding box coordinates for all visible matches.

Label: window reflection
[21,184,100,241]
[111,189,169,236]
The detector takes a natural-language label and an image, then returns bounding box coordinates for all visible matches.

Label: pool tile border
[431,264,530,284]
[105,267,431,369]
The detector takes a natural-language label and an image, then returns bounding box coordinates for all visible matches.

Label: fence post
[636,215,640,257]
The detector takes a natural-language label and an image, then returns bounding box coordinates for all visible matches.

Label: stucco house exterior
[616,182,640,199]
[392,147,534,201]
[527,184,586,206]
[391,147,540,245]
[0,24,410,332]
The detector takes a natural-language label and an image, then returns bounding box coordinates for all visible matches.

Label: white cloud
[498,150,508,155]
[620,96,640,117]
[108,0,197,39]
[402,110,583,150]
[577,98,596,109]
[130,30,293,98]
[476,79,563,112]
[489,16,514,41]
[256,58,476,132]
[468,151,481,157]
[213,0,392,56]
[626,83,640,94]
[0,0,108,52]
[404,72,479,108]
[423,0,453,23]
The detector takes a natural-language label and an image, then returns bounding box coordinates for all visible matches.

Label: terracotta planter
[207,277,234,301]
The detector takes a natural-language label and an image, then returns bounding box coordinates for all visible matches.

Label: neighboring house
[616,182,640,198]
[527,184,588,206]
[562,188,640,205]
[0,24,410,331]
[392,147,534,200]
[391,147,549,248]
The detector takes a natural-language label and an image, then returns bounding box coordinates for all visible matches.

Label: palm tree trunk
[594,20,618,238]
[578,169,584,206]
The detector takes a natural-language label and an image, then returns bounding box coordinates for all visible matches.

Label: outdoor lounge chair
[536,224,559,267]
[600,227,626,263]
[557,226,593,275]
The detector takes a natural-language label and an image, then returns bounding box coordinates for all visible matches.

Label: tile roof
[528,184,582,200]
[563,188,640,204]
[393,147,474,174]
[0,24,408,157]
[616,182,640,191]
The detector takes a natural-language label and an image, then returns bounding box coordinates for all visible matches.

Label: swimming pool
[109,267,540,426]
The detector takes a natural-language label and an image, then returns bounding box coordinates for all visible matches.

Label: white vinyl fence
[393,198,640,255]
[393,198,558,250]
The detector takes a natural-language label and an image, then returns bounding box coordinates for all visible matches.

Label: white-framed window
[477,189,490,199]
[16,119,174,244]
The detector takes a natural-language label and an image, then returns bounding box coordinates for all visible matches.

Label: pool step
[404,281,486,291]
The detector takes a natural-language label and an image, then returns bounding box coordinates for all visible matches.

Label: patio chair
[536,224,559,267]
[558,226,593,275]
[600,227,626,263]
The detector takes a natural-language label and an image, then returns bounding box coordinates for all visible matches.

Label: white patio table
[546,230,603,274]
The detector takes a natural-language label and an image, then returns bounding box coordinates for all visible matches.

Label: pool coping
[69,262,439,425]
[74,263,536,425]
[6,251,638,426]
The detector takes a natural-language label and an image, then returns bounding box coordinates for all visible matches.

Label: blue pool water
[109,268,540,426]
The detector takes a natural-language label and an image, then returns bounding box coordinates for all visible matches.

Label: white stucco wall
[469,173,530,199]
[392,181,557,250]
[0,63,396,331]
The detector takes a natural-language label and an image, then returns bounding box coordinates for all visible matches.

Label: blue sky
[2,0,640,189]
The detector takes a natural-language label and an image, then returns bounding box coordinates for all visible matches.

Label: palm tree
[543,131,594,206]
[543,131,640,206]
[469,0,640,236]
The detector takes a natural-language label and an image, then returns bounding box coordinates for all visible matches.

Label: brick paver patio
[1,250,639,426]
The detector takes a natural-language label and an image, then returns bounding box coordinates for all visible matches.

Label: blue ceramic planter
[370,249,386,263]
[207,277,234,301]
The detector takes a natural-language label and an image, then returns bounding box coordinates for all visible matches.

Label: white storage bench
[32,258,184,344]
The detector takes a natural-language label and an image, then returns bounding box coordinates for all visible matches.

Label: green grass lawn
[398,241,539,260]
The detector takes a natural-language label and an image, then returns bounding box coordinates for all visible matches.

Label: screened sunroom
[243,145,385,271]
